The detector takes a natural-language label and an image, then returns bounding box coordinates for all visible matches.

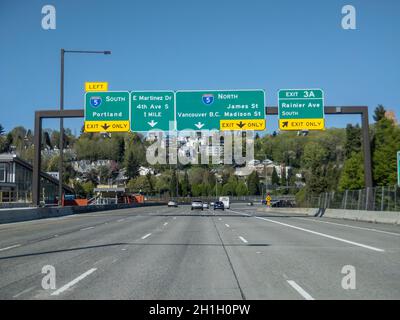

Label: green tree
[0,124,4,136]
[127,175,154,194]
[247,171,260,195]
[344,124,362,157]
[302,142,329,193]
[373,104,386,122]
[98,165,112,184]
[125,151,140,180]
[169,169,178,197]
[338,152,364,191]
[191,184,202,197]
[235,181,248,196]
[271,167,280,186]
[82,181,95,198]
[73,181,86,198]
[181,171,190,196]
[281,168,287,187]
[372,117,400,185]
[155,174,170,195]
[222,183,236,196]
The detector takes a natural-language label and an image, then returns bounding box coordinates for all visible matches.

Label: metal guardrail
[308,186,400,211]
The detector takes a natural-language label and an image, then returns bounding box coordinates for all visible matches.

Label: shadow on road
[0,242,271,261]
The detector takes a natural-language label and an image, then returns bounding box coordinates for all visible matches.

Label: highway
[0,203,399,300]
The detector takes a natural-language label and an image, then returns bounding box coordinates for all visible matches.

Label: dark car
[213,201,225,210]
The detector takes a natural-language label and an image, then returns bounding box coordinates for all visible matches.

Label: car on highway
[213,201,225,210]
[167,200,178,207]
[210,202,215,206]
[202,202,209,209]
[191,200,203,210]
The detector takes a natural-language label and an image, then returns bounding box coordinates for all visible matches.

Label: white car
[202,203,209,209]
[191,200,203,210]
[168,200,178,207]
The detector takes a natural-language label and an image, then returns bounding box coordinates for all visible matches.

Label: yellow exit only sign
[85,82,108,92]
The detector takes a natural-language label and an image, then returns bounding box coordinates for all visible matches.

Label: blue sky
[0,0,399,135]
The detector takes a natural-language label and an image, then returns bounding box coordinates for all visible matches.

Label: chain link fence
[306,186,400,211]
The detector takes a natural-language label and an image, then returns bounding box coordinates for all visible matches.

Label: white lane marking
[163,222,168,226]
[218,218,222,221]
[227,209,251,216]
[13,286,35,298]
[54,235,59,237]
[225,224,230,228]
[80,227,94,231]
[112,259,118,264]
[287,280,314,300]
[51,268,97,296]
[117,219,125,222]
[121,248,127,251]
[256,217,385,252]
[0,244,21,251]
[141,233,151,240]
[295,217,400,237]
[173,217,177,220]
[239,236,248,244]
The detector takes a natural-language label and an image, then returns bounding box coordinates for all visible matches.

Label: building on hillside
[71,160,115,173]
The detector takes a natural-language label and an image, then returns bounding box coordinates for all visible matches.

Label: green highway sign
[130,91,175,132]
[278,89,324,130]
[84,91,130,132]
[175,90,266,131]
[397,151,400,187]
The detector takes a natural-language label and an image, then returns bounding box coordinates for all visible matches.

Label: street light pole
[58,49,65,206]
[58,49,111,206]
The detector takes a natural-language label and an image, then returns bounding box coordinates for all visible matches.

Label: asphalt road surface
[0,203,399,300]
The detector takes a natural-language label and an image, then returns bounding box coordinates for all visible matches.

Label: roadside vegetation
[0,105,399,200]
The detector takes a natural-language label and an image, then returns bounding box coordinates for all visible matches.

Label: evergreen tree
[372,117,400,185]
[247,171,260,195]
[0,124,4,136]
[373,104,386,122]
[125,151,140,180]
[281,168,287,187]
[344,124,362,157]
[271,167,280,186]
[169,169,178,197]
[180,170,190,197]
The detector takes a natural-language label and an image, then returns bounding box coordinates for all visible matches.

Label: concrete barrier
[256,207,319,216]
[256,206,400,225]
[0,202,165,225]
